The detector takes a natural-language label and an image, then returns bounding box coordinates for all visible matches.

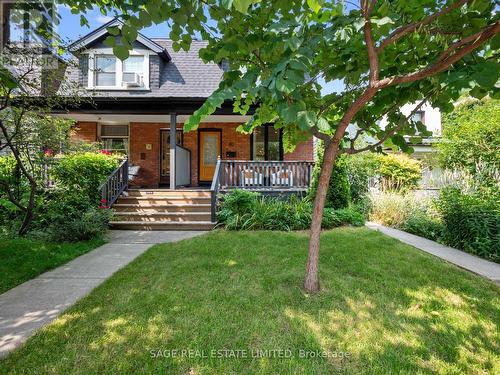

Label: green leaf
[296,111,317,131]
[122,24,138,43]
[316,117,330,131]
[307,0,324,13]
[275,75,296,94]
[233,0,258,14]
[113,45,130,61]
[372,17,394,26]
[107,26,120,36]
[221,0,233,9]
[378,0,390,17]
[103,36,116,47]
[471,62,499,88]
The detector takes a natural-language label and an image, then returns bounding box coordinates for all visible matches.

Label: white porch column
[170,113,177,189]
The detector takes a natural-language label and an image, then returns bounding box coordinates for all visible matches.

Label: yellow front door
[199,131,221,182]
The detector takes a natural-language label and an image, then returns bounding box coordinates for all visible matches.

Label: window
[95,55,116,87]
[99,124,129,155]
[89,52,149,89]
[251,125,283,160]
[411,111,425,124]
[122,56,144,86]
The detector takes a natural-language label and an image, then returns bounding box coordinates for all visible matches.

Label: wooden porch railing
[210,159,315,222]
[219,160,314,189]
[99,158,129,207]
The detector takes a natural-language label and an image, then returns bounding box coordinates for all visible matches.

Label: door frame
[159,128,184,186]
[197,128,222,185]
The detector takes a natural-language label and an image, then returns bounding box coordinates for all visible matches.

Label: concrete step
[113,212,211,222]
[113,204,211,213]
[116,197,211,205]
[109,221,215,231]
[127,189,211,198]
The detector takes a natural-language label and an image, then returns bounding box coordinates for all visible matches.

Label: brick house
[61,19,315,190]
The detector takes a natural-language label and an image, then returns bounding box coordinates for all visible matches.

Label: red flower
[99,149,112,155]
[100,199,107,204]
[44,148,54,157]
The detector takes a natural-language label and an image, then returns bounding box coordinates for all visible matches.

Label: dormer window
[87,50,150,90]
[95,55,116,86]
[122,56,144,87]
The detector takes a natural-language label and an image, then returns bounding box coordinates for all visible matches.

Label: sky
[53,4,344,95]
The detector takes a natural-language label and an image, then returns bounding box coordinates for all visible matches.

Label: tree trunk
[18,182,36,235]
[304,140,340,293]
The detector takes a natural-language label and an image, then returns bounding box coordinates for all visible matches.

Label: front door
[160,129,182,185]
[199,130,221,183]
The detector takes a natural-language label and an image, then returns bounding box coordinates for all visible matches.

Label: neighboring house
[379,102,443,188]
[55,19,314,190]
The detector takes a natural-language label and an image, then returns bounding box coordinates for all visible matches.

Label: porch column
[170,113,176,189]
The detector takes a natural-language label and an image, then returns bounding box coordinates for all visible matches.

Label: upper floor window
[122,56,144,87]
[88,51,149,90]
[95,55,116,86]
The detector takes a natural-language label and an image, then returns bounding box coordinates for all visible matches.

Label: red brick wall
[129,123,164,188]
[284,139,314,161]
[72,122,97,142]
[72,121,314,187]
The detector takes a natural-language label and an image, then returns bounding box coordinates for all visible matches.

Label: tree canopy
[61,0,499,154]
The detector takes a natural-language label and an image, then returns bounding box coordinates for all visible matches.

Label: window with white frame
[122,56,144,87]
[95,55,117,87]
[99,124,129,155]
[89,51,149,89]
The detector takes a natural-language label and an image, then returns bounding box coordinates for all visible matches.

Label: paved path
[0,230,205,358]
[366,222,500,284]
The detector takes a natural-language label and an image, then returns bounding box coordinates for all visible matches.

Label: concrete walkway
[366,222,500,284]
[0,230,205,358]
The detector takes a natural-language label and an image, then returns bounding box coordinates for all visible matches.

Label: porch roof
[56,112,251,124]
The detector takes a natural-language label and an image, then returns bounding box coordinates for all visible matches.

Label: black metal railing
[99,158,129,207]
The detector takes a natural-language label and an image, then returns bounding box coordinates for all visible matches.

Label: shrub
[377,153,422,192]
[401,210,443,241]
[436,187,499,261]
[309,144,351,209]
[346,153,378,203]
[218,190,364,231]
[52,152,120,200]
[439,98,499,173]
[36,190,112,242]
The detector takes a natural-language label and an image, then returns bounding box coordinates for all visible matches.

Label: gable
[68,18,170,60]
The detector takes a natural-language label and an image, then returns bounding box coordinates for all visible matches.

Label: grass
[1,228,498,374]
[0,238,105,294]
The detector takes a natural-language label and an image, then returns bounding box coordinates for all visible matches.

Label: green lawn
[0,238,104,294]
[1,228,498,374]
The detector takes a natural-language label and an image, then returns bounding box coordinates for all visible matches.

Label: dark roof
[62,37,224,99]
[151,39,224,98]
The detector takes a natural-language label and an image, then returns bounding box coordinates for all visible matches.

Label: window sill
[86,87,151,91]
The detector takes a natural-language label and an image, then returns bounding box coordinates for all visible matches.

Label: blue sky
[55,4,344,95]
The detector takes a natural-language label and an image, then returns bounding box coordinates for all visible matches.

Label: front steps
[110,189,215,231]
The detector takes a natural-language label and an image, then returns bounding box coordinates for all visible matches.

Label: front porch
[66,112,315,190]
[62,110,315,230]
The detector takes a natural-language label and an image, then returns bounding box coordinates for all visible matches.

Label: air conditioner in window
[123,72,142,87]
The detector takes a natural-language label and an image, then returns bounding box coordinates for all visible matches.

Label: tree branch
[376,21,500,88]
[343,96,431,154]
[363,1,379,85]
[376,0,468,52]
[311,126,332,142]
